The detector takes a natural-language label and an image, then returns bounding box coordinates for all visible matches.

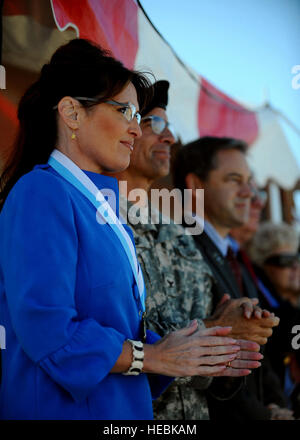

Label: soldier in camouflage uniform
[114,80,263,419]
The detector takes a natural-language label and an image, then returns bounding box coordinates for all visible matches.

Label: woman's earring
[71,131,76,140]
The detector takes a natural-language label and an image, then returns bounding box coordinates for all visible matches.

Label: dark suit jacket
[253,265,300,386]
[193,231,257,308]
[193,231,285,420]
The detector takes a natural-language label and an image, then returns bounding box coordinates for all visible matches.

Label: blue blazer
[0,165,170,420]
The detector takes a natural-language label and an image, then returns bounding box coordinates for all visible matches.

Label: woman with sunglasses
[0,39,241,420]
[248,222,300,308]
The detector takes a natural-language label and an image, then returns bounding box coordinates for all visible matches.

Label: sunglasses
[142,115,177,141]
[264,253,300,268]
[53,97,141,124]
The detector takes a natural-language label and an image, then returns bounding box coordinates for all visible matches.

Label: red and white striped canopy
[1,0,299,188]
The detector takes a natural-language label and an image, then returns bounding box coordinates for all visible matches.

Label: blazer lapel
[194,232,242,299]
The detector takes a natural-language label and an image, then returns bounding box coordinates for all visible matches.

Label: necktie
[226,246,244,294]
[239,249,258,288]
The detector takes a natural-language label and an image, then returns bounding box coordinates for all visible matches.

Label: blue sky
[140,0,300,166]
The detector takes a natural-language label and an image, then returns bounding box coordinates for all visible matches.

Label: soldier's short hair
[247,222,299,267]
[173,136,247,192]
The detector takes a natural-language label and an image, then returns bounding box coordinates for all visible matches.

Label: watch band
[123,339,144,376]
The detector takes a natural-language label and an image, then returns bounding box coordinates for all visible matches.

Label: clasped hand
[204,294,280,345]
[147,320,261,378]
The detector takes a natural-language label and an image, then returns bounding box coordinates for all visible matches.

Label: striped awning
[1,0,299,188]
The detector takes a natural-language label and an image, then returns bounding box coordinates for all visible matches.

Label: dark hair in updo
[0,38,152,209]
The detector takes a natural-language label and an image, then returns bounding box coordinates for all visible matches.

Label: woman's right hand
[143,320,241,377]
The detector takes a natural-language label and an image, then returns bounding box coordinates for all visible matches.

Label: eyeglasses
[142,115,177,141]
[264,253,300,268]
[53,97,141,124]
[104,99,141,124]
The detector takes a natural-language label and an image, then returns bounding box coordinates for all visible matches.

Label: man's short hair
[172,136,248,192]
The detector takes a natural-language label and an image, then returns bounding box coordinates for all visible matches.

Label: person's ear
[57,97,81,130]
[185,173,204,192]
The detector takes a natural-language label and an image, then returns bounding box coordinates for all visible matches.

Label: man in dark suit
[173,137,288,420]
[174,138,254,299]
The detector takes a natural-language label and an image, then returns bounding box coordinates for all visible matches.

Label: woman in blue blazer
[0,38,240,420]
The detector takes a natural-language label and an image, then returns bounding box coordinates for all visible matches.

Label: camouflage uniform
[119,196,213,420]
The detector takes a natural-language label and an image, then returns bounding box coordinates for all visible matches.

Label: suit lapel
[193,232,242,299]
